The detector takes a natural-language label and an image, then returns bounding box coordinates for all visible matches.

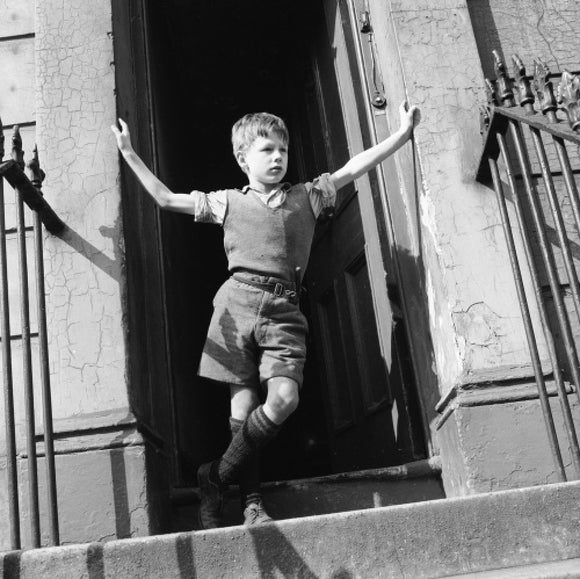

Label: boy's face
[238,134,288,192]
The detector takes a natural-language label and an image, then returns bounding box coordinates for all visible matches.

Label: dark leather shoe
[197,462,225,530]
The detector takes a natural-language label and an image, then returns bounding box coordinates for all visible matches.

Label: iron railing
[477,52,580,482]
[0,118,64,549]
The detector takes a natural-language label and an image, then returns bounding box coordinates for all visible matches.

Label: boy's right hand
[399,101,421,136]
[111,118,133,154]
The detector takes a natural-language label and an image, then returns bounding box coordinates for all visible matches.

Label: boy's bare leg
[198,378,299,529]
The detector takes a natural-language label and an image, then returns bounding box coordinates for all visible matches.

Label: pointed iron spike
[26,144,45,190]
[557,70,580,133]
[0,114,4,161]
[485,78,498,106]
[512,54,525,77]
[34,146,46,184]
[479,105,491,137]
[491,50,514,107]
[11,125,24,168]
[511,54,534,111]
[534,57,550,79]
[533,57,557,121]
[492,50,504,74]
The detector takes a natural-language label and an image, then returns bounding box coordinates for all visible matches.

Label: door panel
[317,282,355,432]
[345,250,391,412]
[295,0,423,472]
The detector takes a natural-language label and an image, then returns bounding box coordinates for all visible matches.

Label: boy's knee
[265,378,300,422]
[230,385,259,420]
[276,389,299,414]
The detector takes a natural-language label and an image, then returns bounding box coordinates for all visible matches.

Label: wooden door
[295,0,424,473]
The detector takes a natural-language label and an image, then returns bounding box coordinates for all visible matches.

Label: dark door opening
[143,0,425,486]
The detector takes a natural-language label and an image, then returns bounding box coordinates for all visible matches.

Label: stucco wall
[0,0,153,549]
[368,0,537,400]
[35,0,128,420]
[468,0,580,78]
[365,0,580,493]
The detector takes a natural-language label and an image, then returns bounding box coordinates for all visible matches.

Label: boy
[111,100,419,529]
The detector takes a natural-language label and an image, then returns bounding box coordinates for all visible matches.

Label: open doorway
[142,0,426,486]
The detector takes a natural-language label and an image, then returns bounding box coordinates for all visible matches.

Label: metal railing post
[489,152,566,480]
[478,54,580,481]
[0,116,63,550]
[0,117,21,550]
[27,146,59,546]
[12,127,41,547]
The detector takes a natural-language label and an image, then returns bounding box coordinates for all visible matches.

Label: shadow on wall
[46,221,124,284]
[108,421,172,542]
[466,0,503,79]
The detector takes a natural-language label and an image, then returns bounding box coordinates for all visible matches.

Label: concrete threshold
[1,480,579,579]
[172,457,445,529]
[170,457,443,504]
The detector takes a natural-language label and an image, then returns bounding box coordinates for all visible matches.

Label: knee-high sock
[218,405,280,485]
[230,417,261,506]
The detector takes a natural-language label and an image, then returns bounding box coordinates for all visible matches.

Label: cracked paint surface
[447,395,580,494]
[0,0,152,550]
[375,0,555,395]
[35,0,128,418]
[469,0,580,78]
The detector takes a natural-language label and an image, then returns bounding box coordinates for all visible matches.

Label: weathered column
[367,0,579,495]
[21,0,152,545]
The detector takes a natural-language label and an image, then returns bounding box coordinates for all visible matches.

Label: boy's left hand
[399,100,421,135]
[111,118,134,155]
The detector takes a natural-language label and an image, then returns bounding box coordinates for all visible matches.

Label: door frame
[321,0,395,372]
[321,0,433,454]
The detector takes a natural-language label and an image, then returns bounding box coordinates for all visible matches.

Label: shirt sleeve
[189,189,228,225]
[305,173,337,219]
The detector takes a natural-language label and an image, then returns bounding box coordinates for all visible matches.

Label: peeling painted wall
[368,0,538,400]
[366,0,580,493]
[0,0,154,549]
[468,0,580,78]
[35,0,129,419]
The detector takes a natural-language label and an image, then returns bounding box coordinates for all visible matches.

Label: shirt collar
[241,182,291,195]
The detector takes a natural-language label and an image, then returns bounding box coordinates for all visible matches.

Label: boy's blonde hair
[231,112,289,156]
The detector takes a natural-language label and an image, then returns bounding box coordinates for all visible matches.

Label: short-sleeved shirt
[188,173,336,224]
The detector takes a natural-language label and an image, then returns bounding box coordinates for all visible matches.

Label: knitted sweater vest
[223,185,316,281]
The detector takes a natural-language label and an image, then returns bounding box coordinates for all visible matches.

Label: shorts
[198,275,308,387]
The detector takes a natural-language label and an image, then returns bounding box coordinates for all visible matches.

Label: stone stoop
[171,458,445,530]
[1,481,579,579]
[445,558,580,578]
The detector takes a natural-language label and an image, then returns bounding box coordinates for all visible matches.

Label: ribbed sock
[218,405,280,485]
[229,417,262,506]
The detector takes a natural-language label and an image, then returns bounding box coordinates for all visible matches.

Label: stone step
[446,557,580,578]
[1,480,578,578]
[171,458,445,530]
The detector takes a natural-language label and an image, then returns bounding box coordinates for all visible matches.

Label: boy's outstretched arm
[111,118,197,214]
[329,101,420,191]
